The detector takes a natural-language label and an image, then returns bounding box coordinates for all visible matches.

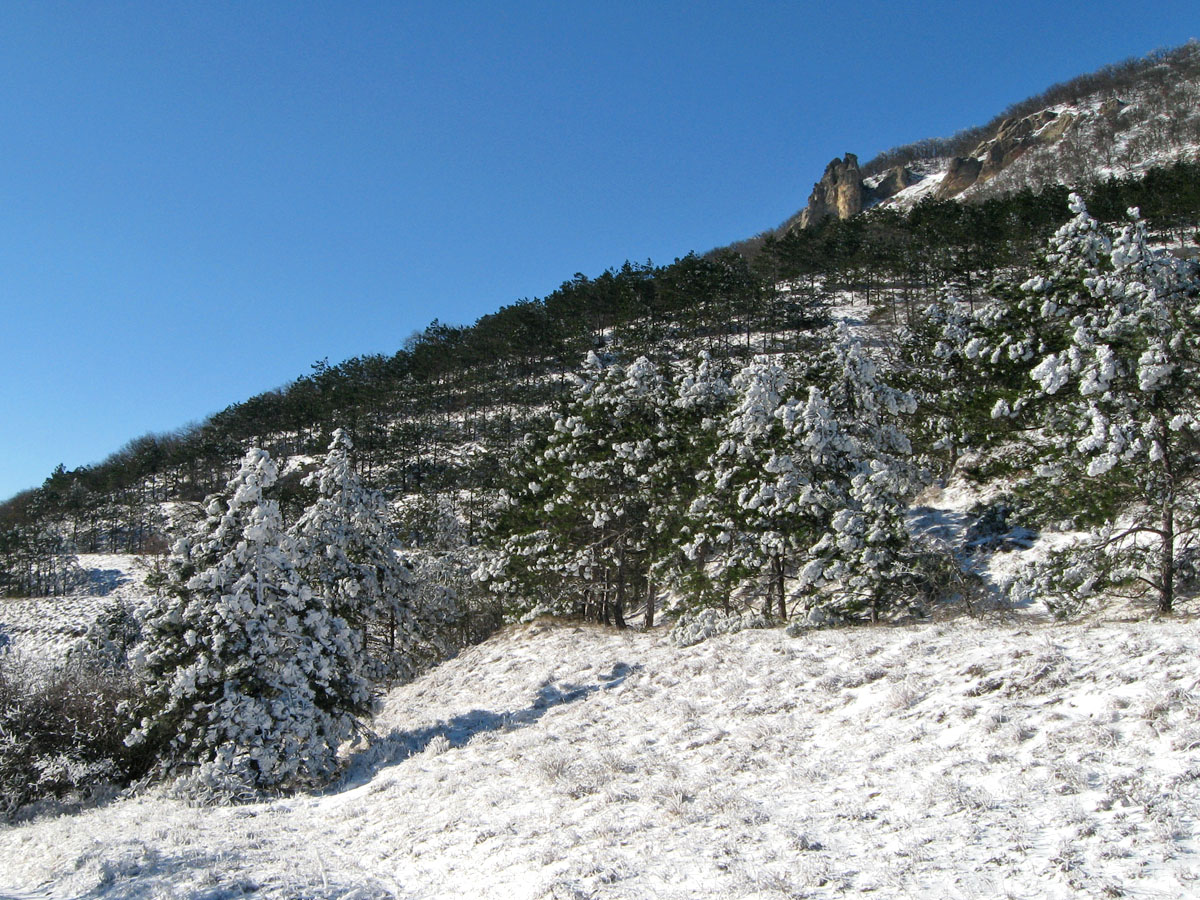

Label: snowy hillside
[798,43,1200,226]
[0,554,154,660]
[3,614,1198,899]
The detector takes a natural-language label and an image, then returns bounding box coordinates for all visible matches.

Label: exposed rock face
[975,110,1059,181]
[1038,111,1076,143]
[793,96,1105,221]
[866,165,915,204]
[935,156,984,199]
[1099,97,1127,121]
[935,107,1081,198]
[798,154,864,228]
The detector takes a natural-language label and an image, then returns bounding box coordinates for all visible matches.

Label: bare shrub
[0,654,151,819]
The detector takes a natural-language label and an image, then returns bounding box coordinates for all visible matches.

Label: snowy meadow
[2,612,1198,899]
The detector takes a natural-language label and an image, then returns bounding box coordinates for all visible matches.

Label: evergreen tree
[290,429,419,682]
[681,353,799,617]
[783,329,925,619]
[130,448,366,794]
[988,196,1200,613]
[898,296,1006,475]
[683,328,925,621]
[482,353,671,625]
[650,352,734,622]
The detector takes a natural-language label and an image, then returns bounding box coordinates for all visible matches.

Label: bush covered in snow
[669,607,772,647]
[0,653,151,820]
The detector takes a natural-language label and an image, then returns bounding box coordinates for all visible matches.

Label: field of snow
[0,554,156,661]
[2,612,1198,899]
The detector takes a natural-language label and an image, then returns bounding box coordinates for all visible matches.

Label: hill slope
[3,616,1197,899]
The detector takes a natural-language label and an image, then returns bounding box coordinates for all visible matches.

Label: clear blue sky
[1,1,1197,500]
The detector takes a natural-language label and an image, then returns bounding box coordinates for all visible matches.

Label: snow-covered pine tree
[783,327,925,620]
[682,328,924,621]
[898,296,1006,476]
[290,429,420,683]
[989,196,1200,614]
[381,491,467,667]
[130,447,366,795]
[482,352,671,625]
[651,352,734,622]
[681,353,801,618]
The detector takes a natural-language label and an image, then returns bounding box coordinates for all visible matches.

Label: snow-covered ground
[2,612,1198,899]
[0,554,156,660]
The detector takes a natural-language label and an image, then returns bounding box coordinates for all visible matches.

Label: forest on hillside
[3,158,1198,594]
[3,28,1200,807]
[3,179,1200,807]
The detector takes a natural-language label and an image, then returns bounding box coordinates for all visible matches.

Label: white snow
[871,162,949,212]
[3,613,1198,899]
[0,553,155,660]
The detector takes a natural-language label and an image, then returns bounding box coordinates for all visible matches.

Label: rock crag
[797,154,865,228]
[935,107,1080,199]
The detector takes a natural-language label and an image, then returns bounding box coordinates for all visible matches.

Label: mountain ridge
[781,40,1200,233]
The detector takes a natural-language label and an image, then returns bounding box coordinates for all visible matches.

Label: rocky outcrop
[1038,111,1076,143]
[866,165,915,204]
[798,154,865,228]
[1099,97,1126,121]
[935,156,984,198]
[934,107,1084,198]
[793,97,1105,220]
[976,110,1059,180]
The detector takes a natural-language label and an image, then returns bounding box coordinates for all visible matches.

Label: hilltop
[785,40,1200,231]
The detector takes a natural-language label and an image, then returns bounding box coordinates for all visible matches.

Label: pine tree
[898,296,1006,475]
[988,196,1200,614]
[482,352,671,625]
[290,429,419,682]
[681,353,799,617]
[783,329,924,619]
[650,352,734,623]
[682,328,924,621]
[130,448,366,794]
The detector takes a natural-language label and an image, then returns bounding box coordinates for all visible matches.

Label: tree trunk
[775,556,787,620]
[1159,440,1176,615]
[614,565,627,629]
[1160,496,1175,614]
[644,576,655,629]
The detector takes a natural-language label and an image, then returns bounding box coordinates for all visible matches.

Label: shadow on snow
[83,568,130,597]
[336,661,640,793]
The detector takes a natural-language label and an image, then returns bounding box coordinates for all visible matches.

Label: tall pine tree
[291,428,420,682]
[130,448,366,794]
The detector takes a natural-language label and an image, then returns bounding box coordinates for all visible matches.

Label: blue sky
[1,1,1197,500]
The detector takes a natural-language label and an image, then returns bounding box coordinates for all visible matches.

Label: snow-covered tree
[683,328,925,620]
[130,448,367,794]
[898,296,1007,475]
[391,491,476,659]
[988,196,1200,613]
[681,354,799,617]
[482,352,672,625]
[782,330,925,619]
[290,429,420,683]
[650,352,734,622]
